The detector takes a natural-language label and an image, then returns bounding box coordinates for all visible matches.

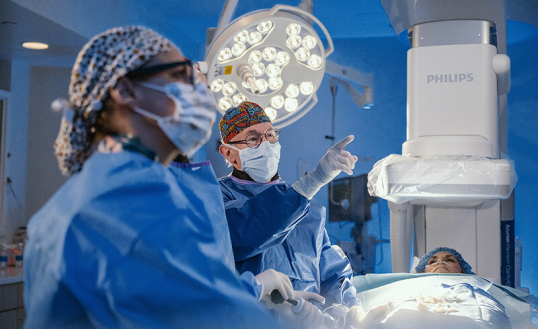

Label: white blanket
[354,274,534,329]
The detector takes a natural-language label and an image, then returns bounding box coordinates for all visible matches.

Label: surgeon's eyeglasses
[227,129,280,149]
[127,59,197,86]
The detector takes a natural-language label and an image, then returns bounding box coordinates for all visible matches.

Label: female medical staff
[23,26,291,329]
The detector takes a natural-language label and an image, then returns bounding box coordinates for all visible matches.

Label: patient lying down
[415,247,475,275]
[353,247,517,329]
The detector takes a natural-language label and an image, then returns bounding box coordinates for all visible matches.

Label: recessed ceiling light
[22,42,48,50]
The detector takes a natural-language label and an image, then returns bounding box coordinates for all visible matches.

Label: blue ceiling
[2,0,537,61]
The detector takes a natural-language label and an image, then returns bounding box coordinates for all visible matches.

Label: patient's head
[415,247,475,275]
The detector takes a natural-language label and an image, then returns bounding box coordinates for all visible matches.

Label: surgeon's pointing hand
[255,269,294,302]
[293,135,358,199]
[318,135,358,178]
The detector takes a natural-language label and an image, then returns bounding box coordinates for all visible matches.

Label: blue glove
[293,135,358,199]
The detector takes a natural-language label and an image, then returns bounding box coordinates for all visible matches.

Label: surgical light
[265,107,277,120]
[300,81,314,95]
[257,21,273,33]
[270,95,285,109]
[274,51,290,66]
[204,4,333,128]
[295,47,310,62]
[222,82,237,96]
[234,30,249,43]
[266,64,280,77]
[285,84,299,98]
[218,48,232,62]
[286,23,301,35]
[302,35,317,49]
[249,50,262,63]
[210,79,224,92]
[268,77,283,90]
[252,62,265,76]
[233,93,248,106]
[219,97,233,110]
[284,97,298,112]
[232,42,246,56]
[255,79,268,93]
[248,32,263,44]
[308,54,322,69]
[286,35,302,49]
[262,47,277,61]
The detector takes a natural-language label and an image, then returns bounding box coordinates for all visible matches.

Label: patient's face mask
[133,80,216,158]
[226,141,281,183]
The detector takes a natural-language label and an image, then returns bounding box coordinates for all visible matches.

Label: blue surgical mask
[133,81,216,158]
[227,141,281,183]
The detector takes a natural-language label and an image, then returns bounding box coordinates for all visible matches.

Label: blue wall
[506,34,538,293]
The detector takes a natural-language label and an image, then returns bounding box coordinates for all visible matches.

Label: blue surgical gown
[23,151,280,329]
[219,175,359,308]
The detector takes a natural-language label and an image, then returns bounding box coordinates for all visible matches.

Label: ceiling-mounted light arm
[298,0,314,25]
[214,0,240,42]
[325,60,374,109]
[298,0,314,14]
[330,77,373,109]
[269,4,334,56]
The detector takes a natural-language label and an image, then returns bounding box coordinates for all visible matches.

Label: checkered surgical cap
[53,25,176,176]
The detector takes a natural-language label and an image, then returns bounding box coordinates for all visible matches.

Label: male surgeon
[217,101,360,315]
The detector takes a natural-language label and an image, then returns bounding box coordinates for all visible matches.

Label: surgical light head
[203,5,333,129]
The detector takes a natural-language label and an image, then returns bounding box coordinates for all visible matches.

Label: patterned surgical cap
[415,246,475,275]
[219,101,271,144]
[53,25,176,176]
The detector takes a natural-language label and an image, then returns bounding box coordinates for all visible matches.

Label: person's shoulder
[31,152,185,239]
[79,152,174,192]
[217,175,237,191]
[48,152,177,214]
[87,151,167,178]
[217,174,232,183]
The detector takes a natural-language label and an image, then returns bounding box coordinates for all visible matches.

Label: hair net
[53,25,176,176]
[219,101,271,144]
[415,246,475,274]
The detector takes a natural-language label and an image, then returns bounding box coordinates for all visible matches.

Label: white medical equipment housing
[369,20,516,204]
[203,5,333,129]
[373,0,519,285]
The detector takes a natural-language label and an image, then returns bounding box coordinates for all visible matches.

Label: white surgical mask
[227,141,281,183]
[134,81,216,158]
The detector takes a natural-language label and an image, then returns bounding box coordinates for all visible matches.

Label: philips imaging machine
[368,0,519,287]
